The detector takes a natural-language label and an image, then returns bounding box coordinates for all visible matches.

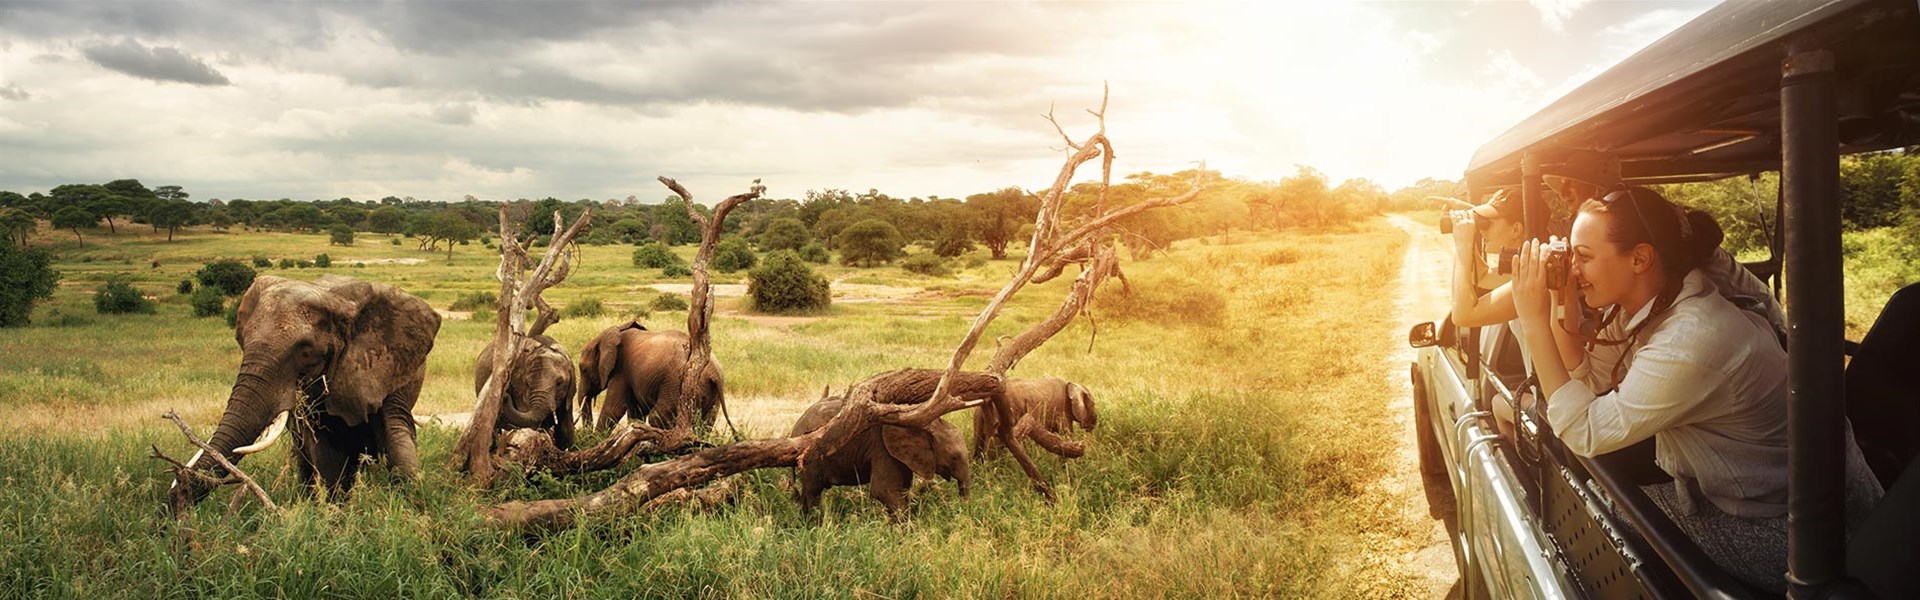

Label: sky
[0,0,1717,205]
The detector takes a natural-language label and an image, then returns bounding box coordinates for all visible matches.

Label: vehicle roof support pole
[1521,151,1548,240]
[1781,48,1846,597]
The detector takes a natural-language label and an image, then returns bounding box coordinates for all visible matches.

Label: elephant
[474,332,577,450]
[166,275,440,514]
[788,392,971,521]
[971,377,1097,458]
[577,321,726,432]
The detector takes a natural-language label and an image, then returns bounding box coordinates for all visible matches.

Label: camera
[1439,209,1485,235]
[1497,240,1570,290]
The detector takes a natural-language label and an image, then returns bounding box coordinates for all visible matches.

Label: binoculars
[1497,240,1571,290]
[1439,209,1485,235]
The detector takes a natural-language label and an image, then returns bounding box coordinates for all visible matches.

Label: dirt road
[1384,214,1464,598]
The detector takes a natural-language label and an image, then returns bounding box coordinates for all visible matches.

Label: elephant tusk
[233,411,290,455]
[168,449,207,491]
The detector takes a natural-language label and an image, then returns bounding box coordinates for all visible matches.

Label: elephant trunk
[499,388,550,430]
[169,364,293,514]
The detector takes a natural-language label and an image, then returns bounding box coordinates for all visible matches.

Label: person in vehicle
[1508,186,1882,593]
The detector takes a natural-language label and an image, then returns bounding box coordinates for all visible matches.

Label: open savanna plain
[4,217,1437,598]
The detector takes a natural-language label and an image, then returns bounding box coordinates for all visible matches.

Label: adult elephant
[577,321,725,432]
[474,332,577,450]
[789,393,971,521]
[971,377,1097,458]
[166,275,440,514]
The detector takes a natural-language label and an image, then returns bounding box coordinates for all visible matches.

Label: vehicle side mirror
[1408,321,1439,348]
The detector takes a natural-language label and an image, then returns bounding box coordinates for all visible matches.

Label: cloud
[80,40,230,85]
[426,103,477,126]
[1528,0,1592,33]
[0,83,26,100]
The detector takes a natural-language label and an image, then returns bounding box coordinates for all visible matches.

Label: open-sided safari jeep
[1408,1,1920,598]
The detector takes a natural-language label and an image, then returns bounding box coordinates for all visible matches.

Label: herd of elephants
[165,274,1098,519]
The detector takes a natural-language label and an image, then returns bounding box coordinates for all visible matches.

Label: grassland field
[0,214,1909,598]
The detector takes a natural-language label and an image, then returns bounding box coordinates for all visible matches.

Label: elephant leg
[301,434,358,502]
[869,457,912,523]
[971,408,996,459]
[598,378,632,430]
[378,383,421,481]
[798,473,827,517]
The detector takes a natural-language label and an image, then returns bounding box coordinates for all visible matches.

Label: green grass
[4,219,1428,598]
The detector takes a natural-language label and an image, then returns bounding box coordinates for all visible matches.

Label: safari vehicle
[1407,1,1920,598]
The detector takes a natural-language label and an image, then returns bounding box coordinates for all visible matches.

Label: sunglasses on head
[1598,187,1660,245]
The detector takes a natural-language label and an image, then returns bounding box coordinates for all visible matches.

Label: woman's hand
[1451,211,1479,256]
[1510,237,1554,328]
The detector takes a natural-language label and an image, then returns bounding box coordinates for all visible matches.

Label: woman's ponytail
[1682,208,1725,271]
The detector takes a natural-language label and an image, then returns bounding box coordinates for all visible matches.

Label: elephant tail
[711,376,739,440]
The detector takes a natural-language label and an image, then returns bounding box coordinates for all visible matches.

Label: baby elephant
[788,394,971,521]
[972,377,1097,458]
[474,332,577,450]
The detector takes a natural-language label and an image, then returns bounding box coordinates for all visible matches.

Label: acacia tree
[52,206,95,245]
[483,88,1203,533]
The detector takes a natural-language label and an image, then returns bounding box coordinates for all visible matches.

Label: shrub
[662,263,692,278]
[328,224,354,246]
[42,307,91,328]
[449,290,497,311]
[470,307,496,323]
[0,245,59,327]
[391,238,402,246]
[94,279,157,315]
[195,259,258,296]
[749,250,832,313]
[296,260,313,269]
[650,293,689,312]
[632,242,683,269]
[900,253,950,276]
[190,284,225,317]
[838,220,904,267]
[758,218,810,252]
[561,297,606,319]
[314,253,332,268]
[933,228,974,258]
[712,236,758,273]
[177,279,194,294]
[799,243,830,264]
[251,256,272,268]
[278,258,295,269]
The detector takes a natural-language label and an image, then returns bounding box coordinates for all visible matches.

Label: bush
[328,225,354,246]
[799,243,831,264]
[470,307,495,323]
[712,236,758,273]
[177,279,194,294]
[449,290,497,311]
[94,279,157,315]
[195,259,258,296]
[391,238,402,246]
[190,284,225,317]
[278,258,295,269]
[251,256,271,268]
[662,263,692,278]
[933,228,974,258]
[838,220,905,267]
[632,242,683,269]
[561,297,606,319]
[296,260,313,269]
[650,293,689,312]
[0,245,59,327]
[758,218,810,252]
[314,254,332,268]
[749,250,832,313]
[900,253,950,276]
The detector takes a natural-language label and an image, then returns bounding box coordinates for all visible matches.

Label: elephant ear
[1069,384,1097,431]
[881,425,943,479]
[318,276,442,426]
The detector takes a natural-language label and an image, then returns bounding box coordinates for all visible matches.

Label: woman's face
[1484,216,1523,251]
[1569,211,1643,308]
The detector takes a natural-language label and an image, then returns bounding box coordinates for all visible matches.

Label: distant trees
[52,207,96,245]
[711,236,758,273]
[148,200,196,241]
[367,206,407,234]
[1,208,34,248]
[417,210,481,259]
[329,224,355,246]
[964,187,1038,259]
[838,219,905,266]
[757,218,810,252]
[0,244,58,327]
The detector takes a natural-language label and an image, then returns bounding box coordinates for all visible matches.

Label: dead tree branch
[156,410,279,515]
[657,177,764,434]
[451,206,594,486]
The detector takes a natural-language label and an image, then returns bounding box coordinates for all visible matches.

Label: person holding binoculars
[1507,186,1881,593]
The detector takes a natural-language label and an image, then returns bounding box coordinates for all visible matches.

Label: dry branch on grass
[450,206,594,486]
[484,88,1201,532]
[152,409,280,516]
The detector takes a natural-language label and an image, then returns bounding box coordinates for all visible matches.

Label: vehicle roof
[1466,0,1920,188]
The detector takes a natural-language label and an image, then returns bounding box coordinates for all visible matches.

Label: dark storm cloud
[81,40,231,85]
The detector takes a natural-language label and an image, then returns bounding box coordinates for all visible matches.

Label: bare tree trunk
[451,206,593,486]
[656,177,763,433]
